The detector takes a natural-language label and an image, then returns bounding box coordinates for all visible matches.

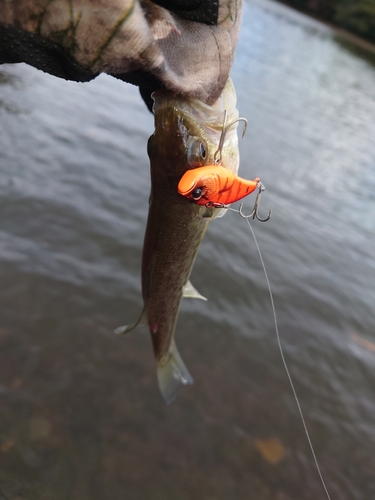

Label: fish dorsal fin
[157,341,193,404]
[114,307,148,335]
[183,280,207,301]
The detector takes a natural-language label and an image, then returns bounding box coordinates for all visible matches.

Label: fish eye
[187,138,208,167]
[192,187,203,200]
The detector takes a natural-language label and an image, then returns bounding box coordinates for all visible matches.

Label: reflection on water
[0,72,18,85]
[1,0,375,498]
[0,71,21,114]
[334,36,375,67]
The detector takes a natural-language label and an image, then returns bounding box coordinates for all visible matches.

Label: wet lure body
[116,79,241,403]
[178,164,260,206]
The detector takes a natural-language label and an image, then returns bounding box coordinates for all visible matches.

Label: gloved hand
[0,0,242,111]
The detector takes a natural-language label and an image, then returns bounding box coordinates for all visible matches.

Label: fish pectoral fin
[157,341,193,404]
[114,307,148,335]
[214,207,229,219]
[183,280,207,301]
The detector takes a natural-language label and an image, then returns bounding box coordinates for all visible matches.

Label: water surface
[0,0,375,498]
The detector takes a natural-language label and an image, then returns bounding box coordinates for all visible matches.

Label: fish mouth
[153,78,240,174]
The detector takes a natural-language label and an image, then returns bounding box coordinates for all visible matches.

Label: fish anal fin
[157,342,193,404]
[114,307,148,335]
[183,280,207,301]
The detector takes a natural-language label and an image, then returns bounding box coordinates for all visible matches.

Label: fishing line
[228,207,332,500]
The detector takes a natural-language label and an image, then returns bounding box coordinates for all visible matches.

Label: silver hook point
[214,114,248,164]
[238,182,271,222]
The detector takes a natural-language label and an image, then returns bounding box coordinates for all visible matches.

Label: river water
[0,0,375,498]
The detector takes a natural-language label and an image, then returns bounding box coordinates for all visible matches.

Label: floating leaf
[350,332,375,353]
[254,437,286,464]
[29,416,52,441]
[1,439,15,453]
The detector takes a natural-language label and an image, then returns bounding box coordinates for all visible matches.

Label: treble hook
[214,111,248,164]
[238,181,272,222]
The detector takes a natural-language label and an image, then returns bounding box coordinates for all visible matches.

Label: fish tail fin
[114,308,147,335]
[157,342,193,404]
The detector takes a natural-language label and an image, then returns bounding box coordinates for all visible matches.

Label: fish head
[148,78,240,214]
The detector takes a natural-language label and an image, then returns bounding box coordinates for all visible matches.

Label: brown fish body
[116,80,241,402]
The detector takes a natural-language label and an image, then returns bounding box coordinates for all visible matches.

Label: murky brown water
[1,0,375,498]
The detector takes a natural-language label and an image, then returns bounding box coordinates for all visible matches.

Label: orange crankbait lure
[178,164,260,206]
[177,112,271,221]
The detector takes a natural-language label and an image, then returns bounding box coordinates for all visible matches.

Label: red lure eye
[192,187,203,200]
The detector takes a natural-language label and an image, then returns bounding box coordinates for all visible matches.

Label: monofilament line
[234,210,332,500]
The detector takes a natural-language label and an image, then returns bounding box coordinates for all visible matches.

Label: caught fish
[178,164,260,206]
[115,78,242,403]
